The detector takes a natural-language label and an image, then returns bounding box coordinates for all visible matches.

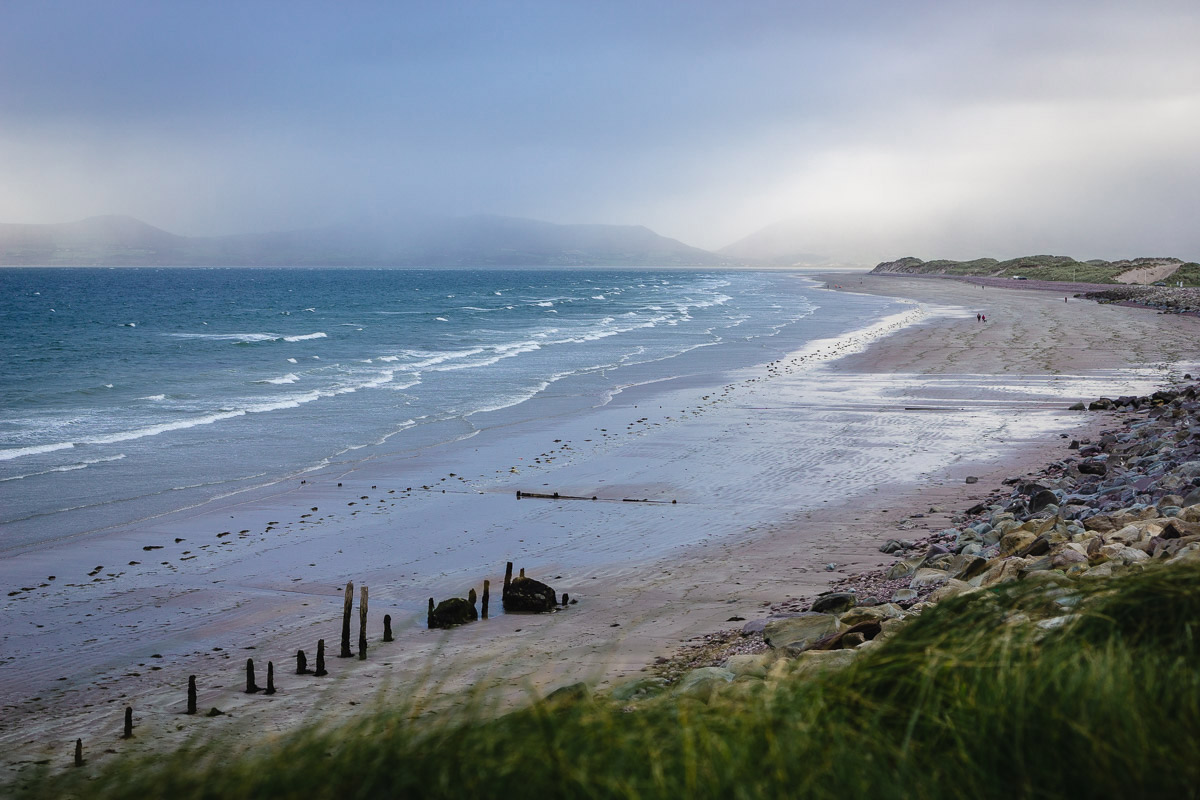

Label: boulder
[839,603,905,626]
[1029,489,1060,513]
[427,597,478,629]
[947,553,988,581]
[673,667,735,702]
[886,557,922,580]
[792,649,858,676]
[1051,548,1089,569]
[891,588,919,605]
[609,677,669,702]
[763,613,841,652]
[807,620,882,651]
[979,557,1027,588]
[928,579,978,602]
[724,653,776,679]
[810,591,857,614]
[502,575,558,613]
[909,567,952,589]
[999,531,1037,556]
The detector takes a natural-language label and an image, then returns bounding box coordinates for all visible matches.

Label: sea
[0,267,909,553]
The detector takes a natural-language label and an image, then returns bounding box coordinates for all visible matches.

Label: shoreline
[4,273,1200,781]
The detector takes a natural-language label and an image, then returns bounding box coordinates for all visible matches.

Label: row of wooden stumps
[427,562,570,629]
[76,578,396,768]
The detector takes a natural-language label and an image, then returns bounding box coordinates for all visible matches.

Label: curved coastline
[3,271,1199,781]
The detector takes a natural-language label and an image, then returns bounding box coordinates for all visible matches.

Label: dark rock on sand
[503,575,558,613]
[428,597,478,629]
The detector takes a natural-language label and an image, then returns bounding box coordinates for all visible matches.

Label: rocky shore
[1083,285,1200,314]
[638,381,1200,702]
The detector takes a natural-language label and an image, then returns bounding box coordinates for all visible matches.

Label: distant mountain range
[0,214,735,267]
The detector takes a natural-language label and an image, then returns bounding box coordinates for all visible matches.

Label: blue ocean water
[0,267,904,550]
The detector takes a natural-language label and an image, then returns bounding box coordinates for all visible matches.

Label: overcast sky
[1,1,1198,262]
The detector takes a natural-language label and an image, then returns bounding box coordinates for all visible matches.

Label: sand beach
[3,272,1198,780]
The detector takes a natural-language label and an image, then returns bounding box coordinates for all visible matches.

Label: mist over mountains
[0,214,737,267]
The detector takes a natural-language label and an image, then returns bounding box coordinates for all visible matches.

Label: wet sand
[3,272,1198,780]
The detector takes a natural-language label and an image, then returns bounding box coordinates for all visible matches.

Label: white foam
[141,394,167,401]
[258,373,300,385]
[282,332,326,342]
[287,358,298,364]
[0,454,127,482]
[0,441,76,461]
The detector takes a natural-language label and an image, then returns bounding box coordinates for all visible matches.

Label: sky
[1,1,1199,263]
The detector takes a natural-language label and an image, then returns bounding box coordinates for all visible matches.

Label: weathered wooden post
[74,738,83,767]
[482,580,490,619]
[187,675,197,714]
[122,707,133,739]
[562,592,569,606]
[296,650,309,674]
[340,581,355,658]
[265,661,276,695]
[468,588,477,607]
[245,658,260,693]
[519,568,525,578]
[315,639,328,677]
[358,585,369,661]
[383,614,393,642]
[428,597,435,626]
[503,562,513,598]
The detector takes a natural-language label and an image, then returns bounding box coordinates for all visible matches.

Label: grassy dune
[18,562,1200,799]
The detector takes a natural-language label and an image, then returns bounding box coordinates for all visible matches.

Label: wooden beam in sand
[314,639,328,677]
[121,707,133,739]
[383,614,393,642]
[245,658,260,693]
[340,581,354,658]
[482,580,490,619]
[187,675,197,715]
[357,585,369,661]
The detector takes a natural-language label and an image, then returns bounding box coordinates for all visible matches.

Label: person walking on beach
[976,313,981,322]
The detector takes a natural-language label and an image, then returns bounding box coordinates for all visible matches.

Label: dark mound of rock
[428,597,478,629]
[503,576,557,613]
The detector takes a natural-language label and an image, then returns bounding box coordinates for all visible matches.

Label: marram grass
[17,564,1200,800]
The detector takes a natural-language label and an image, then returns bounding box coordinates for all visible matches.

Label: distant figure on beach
[982,314,986,322]
[976,313,981,322]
